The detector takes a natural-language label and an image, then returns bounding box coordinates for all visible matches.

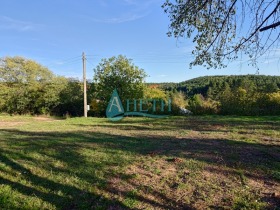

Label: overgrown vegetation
[0,115,279,209]
[0,56,85,117]
[158,75,280,115]
[0,56,68,115]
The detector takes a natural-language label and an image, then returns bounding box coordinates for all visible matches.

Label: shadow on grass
[0,123,279,209]
[74,115,280,134]
[0,148,128,209]
[0,129,196,209]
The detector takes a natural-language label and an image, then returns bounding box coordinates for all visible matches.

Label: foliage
[257,91,280,115]
[141,86,170,114]
[52,78,84,117]
[188,94,220,115]
[169,91,188,115]
[1,55,279,117]
[0,56,67,115]
[92,55,147,116]
[165,75,280,99]
[144,86,167,100]
[267,91,280,104]
[158,75,280,115]
[163,0,280,69]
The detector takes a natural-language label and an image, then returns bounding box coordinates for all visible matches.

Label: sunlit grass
[0,115,279,209]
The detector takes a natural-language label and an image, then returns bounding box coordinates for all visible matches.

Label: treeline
[0,56,85,116]
[156,75,280,115]
[0,56,187,117]
[1,56,280,116]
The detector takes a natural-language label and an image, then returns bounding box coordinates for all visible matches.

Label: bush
[169,91,188,115]
[0,56,68,115]
[188,94,220,115]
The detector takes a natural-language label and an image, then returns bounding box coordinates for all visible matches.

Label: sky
[1,0,280,83]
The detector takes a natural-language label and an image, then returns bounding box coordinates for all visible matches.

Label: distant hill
[150,75,280,99]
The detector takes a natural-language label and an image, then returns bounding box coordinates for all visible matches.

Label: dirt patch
[0,116,59,128]
[33,116,59,122]
[106,156,280,209]
[0,121,26,127]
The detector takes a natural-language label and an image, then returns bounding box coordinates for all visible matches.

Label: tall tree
[0,56,67,114]
[162,0,280,69]
[93,55,147,115]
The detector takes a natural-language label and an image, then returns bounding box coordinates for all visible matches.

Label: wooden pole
[82,52,87,117]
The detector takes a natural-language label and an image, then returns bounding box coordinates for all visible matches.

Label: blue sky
[1,0,280,83]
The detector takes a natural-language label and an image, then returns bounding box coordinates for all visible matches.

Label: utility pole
[82,52,87,117]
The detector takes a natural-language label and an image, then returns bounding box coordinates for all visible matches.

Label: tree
[265,82,279,93]
[0,56,67,115]
[267,91,280,112]
[206,87,214,99]
[162,0,280,69]
[92,55,147,115]
[188,94,220,114]
[51,78,84,117]
[144,86,167,99]
[219,83,233,114]
[170,91,188,114]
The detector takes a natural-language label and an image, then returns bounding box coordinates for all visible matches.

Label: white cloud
[89,13,147,24]
[86,0,161,24]
[0,16,41,31]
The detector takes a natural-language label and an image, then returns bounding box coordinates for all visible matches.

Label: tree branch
[223,1,280,56]
[260,21,280,31]
[203,0,238,54]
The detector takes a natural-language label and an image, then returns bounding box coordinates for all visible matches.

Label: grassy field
[0,115,279,209]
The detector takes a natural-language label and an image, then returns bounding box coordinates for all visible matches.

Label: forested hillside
[158,75,280,99]
[151,75,280,115]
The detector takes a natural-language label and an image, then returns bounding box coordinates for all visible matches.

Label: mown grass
[0,115,279,209]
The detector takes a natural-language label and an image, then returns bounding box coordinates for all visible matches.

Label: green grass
[0,115,279,209]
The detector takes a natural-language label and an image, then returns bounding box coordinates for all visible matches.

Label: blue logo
[106,89,171,121]
[106,89,125,121]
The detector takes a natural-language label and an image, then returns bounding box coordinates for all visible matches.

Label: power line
[85,58,96,69]
[45,55,82,68]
